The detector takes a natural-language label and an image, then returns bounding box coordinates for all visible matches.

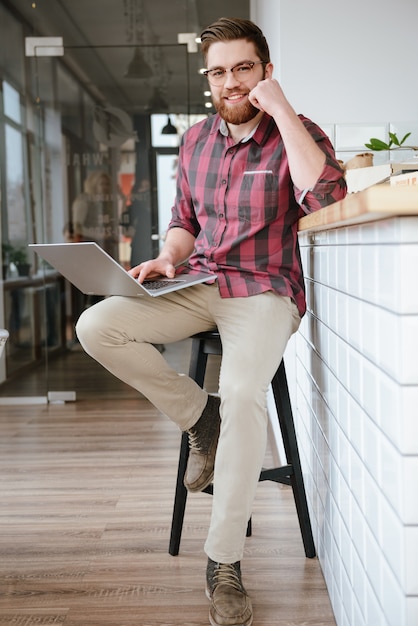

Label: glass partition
[0,40,197,400]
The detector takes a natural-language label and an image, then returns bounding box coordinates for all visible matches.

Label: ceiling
[8,0,250,116]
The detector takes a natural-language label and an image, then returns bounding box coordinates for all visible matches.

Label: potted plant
[2,243,31,277]
[365,131,418,153]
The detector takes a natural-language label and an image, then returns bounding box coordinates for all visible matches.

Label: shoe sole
[184,468,214,493]
[205,587,253,626]
[209,615,252,626]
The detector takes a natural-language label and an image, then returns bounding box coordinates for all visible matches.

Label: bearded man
[77,17,346,626]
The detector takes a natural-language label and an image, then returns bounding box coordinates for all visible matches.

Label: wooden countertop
[298,183,418,233]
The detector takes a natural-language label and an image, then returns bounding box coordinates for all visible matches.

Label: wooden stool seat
[169,330,316,558]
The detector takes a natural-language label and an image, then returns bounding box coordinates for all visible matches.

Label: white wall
[252,0,418,124]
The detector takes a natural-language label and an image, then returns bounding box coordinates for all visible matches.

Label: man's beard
[213,93,260,125]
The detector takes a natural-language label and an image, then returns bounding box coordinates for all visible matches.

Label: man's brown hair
[200,17,271,65]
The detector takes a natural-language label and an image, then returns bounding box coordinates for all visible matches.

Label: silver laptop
[30,242,215,297]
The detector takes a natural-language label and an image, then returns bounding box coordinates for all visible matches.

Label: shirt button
[221,179,227,185]
[219,213,224,218]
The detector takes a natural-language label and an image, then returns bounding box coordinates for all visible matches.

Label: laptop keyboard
[143,279,183,290]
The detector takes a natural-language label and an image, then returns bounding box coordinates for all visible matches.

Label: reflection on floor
[0,339,221,401]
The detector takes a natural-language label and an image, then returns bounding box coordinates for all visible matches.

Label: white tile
[315,281,326,325]
[403,458,418,524]
[338,428,351,487]
[360,217,399,244]
[336,380,348,437]
[319,245,329,285]
[329,454,340,514]
[328,287,338,336]
[376,245,399,310]
[381,557,406,626]
[362,416,381,483]
[405,526,418,595]
[335,226,348,245]
[400,386,418,454]
[365,577,386,626]
[345,224,363,245]
[351,497,365,561]
[348,346,362,407]
[363,470,381,541]
[325,368,338,422]
[379,436,402,515]
[352,594,367,626]
[335,247,348,294]
[400,244,418,313]
[328,245,337,289]
[361,301,379,364]
[323,521,334,582]
[380,497,404,586]
[400,315,418,384]
[364,525,383,599]
[340,553,354,625]
[398,216,418,243]
[359,245,378,303]
[331,517,342,591]
[359,221,379,245]
[346,245,362,298]
[337,335,349,390]
[331,586,344,626]
[328,327,338,378]
[350,403,364,460]
[335,123,388,151]
[323,549,333,601]
[350,448,365,510]
[377,308,401,380]
[336,291,349,343]
[318,318,329,364]
[379,372,400,445]
[347,296,362,353]
[406,596,418,626]
[327,228,338,246]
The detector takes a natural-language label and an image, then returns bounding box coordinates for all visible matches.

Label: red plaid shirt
[168,112,346,317]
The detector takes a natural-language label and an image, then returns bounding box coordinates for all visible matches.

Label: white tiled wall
[297,216,418,626]
[321,121,418,168]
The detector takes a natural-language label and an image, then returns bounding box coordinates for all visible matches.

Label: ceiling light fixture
[124,46,153,79]
[123,0,153,79]
[161,115,178,135]
[148,87,169,111]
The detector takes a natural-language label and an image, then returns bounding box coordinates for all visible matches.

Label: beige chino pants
[76,282,300,563]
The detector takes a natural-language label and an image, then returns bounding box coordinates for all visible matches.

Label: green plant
[365,132,418,151]
[2,243,28,265]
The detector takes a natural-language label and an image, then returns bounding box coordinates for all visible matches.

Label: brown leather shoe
[184,395,221,492]
[206,558,253,626]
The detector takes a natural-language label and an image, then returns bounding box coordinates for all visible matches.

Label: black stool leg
[169,337,209,556]
[168,432,189,555]
[271,361,316,558]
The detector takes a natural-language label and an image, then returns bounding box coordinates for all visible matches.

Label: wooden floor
[0,342,336,625]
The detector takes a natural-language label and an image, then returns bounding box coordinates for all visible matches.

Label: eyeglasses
[203,61,266,86]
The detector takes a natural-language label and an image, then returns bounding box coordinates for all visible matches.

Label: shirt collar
[213,114,270,144]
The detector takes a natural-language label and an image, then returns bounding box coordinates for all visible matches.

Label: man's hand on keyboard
[128,257,176,283]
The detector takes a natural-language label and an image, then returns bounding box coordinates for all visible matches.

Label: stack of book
[345,161,418,193]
